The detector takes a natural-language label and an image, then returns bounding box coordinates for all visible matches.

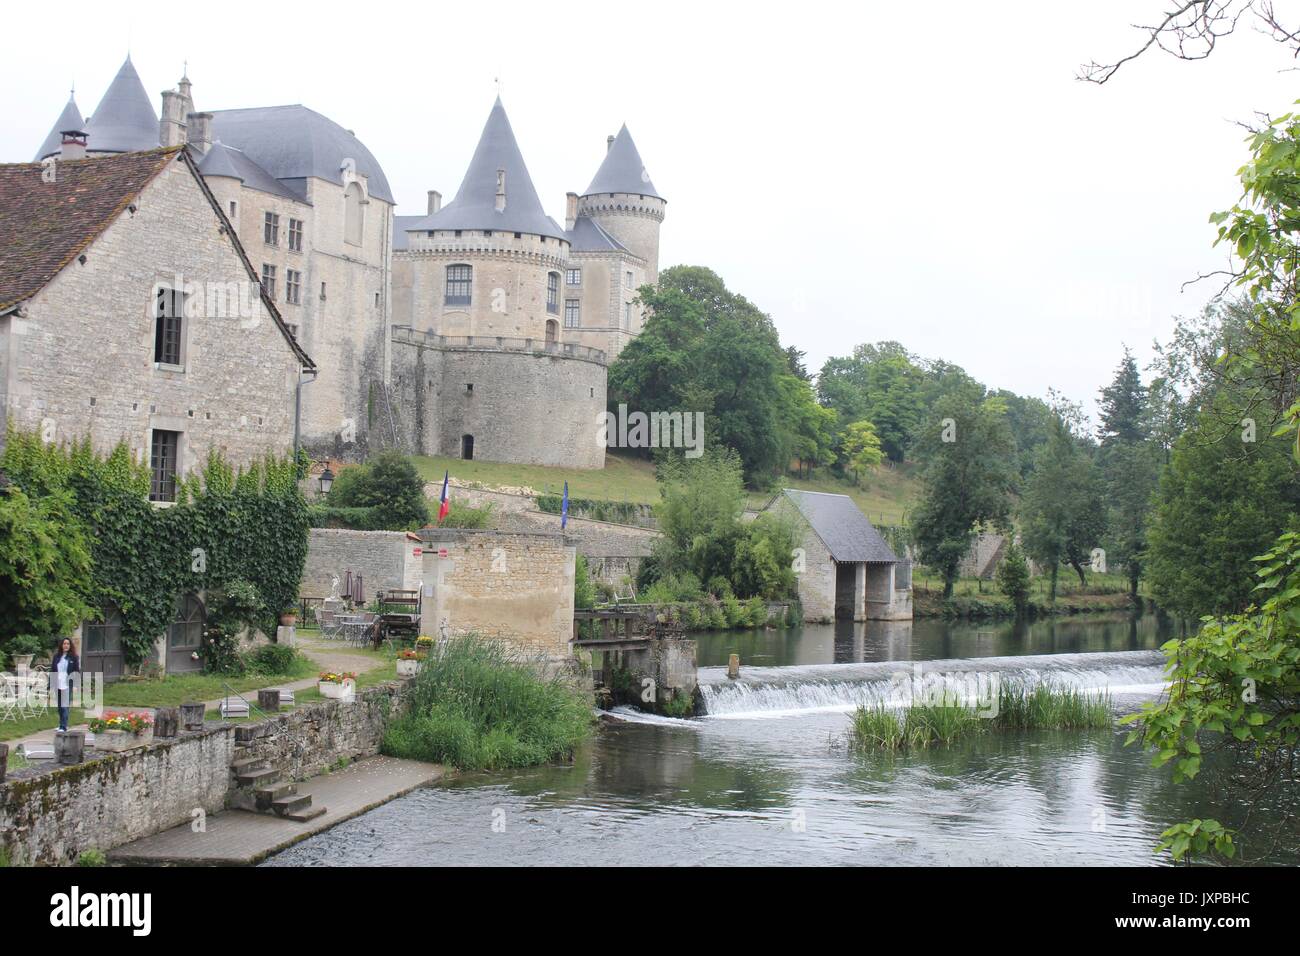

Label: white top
[56,656,69,692]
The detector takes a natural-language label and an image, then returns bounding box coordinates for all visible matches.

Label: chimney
[60,130,87,161]
[495,169,506,213]
[160,90,187,147]
[187,112,213,155]
[607,134,615,152]
[427,190,442,215]
[565,192,578,231]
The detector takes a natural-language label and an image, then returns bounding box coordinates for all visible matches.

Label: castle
[27,58,666,470]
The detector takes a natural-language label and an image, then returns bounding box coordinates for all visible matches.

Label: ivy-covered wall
[0,429,310,666]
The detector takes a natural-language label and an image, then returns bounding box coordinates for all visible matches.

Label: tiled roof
[583,124,661,200]
[0,148,177,312]
[775,489,898,563]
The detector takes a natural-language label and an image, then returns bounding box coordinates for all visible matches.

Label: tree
[328,450,429,530]
[1097,346,1147,445]
[840,419,884,484]
[1144,396,1300,618]
[608,266,793,483]
[776,374,837,478]
[910,396,1017,598]
[1102,440,1162,599]
[1019,414,1107,600]
[0,475,93,663]
[995,539,1031,617]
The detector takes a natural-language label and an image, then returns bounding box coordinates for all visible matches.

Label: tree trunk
[1048,564,1059,603]
[1070,559,1087,587]
[1129,566,1140,600]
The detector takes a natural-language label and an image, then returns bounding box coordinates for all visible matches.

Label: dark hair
[53,637,74,659]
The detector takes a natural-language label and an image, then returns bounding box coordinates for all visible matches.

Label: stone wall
[421,529,575,658]
[301,528,423,598]
[0,681,409,866]
[494,509,658,586]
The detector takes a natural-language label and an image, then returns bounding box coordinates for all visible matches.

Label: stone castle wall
[302,528,423,598]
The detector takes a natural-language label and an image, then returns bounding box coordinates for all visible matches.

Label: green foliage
[573,554,597,611]
[1145,395,1300,618]
[607,265,794,483]
[910,396,1017,597]
[535,495,649,526]
[840,419,884,483]
[382,635,593,771]
[1097,346,1148,445]
[244,642,303,676]
[326,451,429,530]
[76,849,107,867]
[1124,530,1300,862]
[437,502,494,529]
[1019,413,1106,600]
[731,514,798,600]
[995,540,1031,616]
[0,476,93,663]
[1156,820,1236,863]
[0,429,309,666]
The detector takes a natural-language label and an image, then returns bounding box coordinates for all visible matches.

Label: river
[263,612,1298,867]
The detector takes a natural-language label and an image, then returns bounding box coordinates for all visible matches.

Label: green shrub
[382,635,593,771]
[722,594,746,627]
[244,642,302,676]
[439,502,494,529]
[327,451,429,531]
[77,849,107,867]
[744,596,768,627]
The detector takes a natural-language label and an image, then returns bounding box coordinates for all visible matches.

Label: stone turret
[578,124,665,282]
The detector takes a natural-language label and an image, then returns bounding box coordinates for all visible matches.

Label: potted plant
[415,635,435,658]
[317,671,357,700]
[89,711,154,752]
[396,648,421,677]
[8,633,45,673]
[280,606,299,627]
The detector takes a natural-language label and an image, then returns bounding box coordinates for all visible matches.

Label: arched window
[344,183,365,246]
[166,593,205,674]
[446,264,472,306]
[545,319,558,345]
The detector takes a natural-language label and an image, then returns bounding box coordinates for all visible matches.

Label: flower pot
[318,679,355,700]
[280,612,298,627]
[11,654,34,673]
[94,727,151,753]
[397,658,420,677]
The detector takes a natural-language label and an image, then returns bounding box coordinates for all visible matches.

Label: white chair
[0,676,20,723]
[219,697,250,719]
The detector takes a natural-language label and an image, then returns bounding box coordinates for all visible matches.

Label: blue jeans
[58,706,70,731]
[54,687,70,731]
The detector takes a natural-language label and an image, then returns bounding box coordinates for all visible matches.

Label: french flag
[438,471,450,523]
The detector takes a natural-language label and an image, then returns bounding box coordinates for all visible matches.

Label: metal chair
[0,676,20,723]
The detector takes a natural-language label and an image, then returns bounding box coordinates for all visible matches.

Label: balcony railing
[391,326,607,365]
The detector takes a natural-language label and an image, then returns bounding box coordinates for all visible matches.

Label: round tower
[577,125,665,282]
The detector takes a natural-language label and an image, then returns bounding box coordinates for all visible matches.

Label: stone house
[0,142,313,678]
[767,489,913,622]
[33,57,395,459]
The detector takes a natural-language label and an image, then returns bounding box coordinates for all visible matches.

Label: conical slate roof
[34,93,85,161]
[583,124,660,200]
[405,98,565,240]
[84,57,159,154]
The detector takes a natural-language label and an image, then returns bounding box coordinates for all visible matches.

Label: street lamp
[319,467,335,496]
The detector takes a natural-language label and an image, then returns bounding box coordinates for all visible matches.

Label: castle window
[149,429,181,503]
[624,301,632,329]
[566,268,582,286]
[466,383,473,394]
[344,183,364,246]
[484,230,492,237]
[547,272,560,314]
[445,264,472,306]
[285,269,302,305]
[229,200,237,219]
[261,264,277,298]
[564,299,580,328]
[545,319,558,345]
[264,211,279,246]
[321,282,327,300]
[288,218,304,252]
[625,270,634,289]
[154,286,185,366]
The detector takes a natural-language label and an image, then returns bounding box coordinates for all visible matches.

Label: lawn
[409,450,921,526]
[0,657,317,742]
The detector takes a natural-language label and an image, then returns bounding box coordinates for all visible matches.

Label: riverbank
[912,587,1145,619]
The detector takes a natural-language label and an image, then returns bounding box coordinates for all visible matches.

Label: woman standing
[51,637,79,733]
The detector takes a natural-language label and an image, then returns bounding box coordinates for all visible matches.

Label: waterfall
[697,650,1167,718]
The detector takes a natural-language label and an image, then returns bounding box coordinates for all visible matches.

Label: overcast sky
[3,1,1296,419]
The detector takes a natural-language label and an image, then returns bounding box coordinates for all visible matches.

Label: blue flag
[561,481,569,530]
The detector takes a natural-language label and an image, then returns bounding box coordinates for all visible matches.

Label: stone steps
[229,746,326,822]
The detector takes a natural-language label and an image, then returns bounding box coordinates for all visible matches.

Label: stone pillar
[257,689,281,713]
[154,707,180,738]
[54,732,85,765]
[276,625,296,646]
[180,702,206,731]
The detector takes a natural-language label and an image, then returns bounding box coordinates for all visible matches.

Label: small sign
[438,548,449,558]
[413,547,422,557]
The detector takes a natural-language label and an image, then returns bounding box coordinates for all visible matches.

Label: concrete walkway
[8,635,386,757]
[108,755,443,865]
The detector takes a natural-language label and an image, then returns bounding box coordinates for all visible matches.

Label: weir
[696,650,1167,717]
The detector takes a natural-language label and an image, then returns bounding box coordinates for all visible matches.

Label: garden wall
[0,682,410,866]
[301,528,424,599]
